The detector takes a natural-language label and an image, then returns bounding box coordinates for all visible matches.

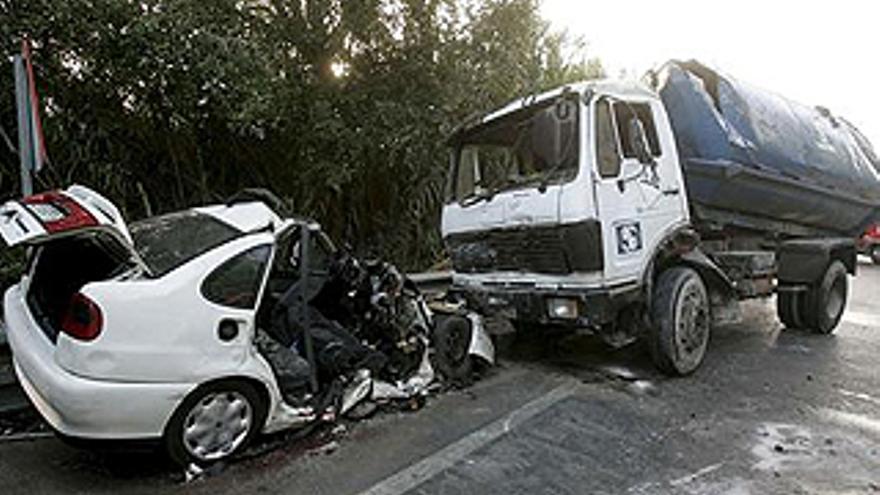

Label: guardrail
[407,270,452,294]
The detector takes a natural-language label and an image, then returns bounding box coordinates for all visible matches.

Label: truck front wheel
[649,267,711,376]
[802,260,848,334]
[872,245,880,265]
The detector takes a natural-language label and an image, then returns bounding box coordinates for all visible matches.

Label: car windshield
[130,211,242,277]
[449,95,580,203]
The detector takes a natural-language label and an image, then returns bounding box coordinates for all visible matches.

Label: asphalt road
[1,260,880,494]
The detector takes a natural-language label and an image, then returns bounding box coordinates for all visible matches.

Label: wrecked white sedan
[1,185,492,465]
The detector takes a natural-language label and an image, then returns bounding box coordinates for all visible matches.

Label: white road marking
[355,380,578,495]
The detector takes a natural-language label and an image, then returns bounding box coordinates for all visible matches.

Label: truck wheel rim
[183,391,253,461]
[675,281,709,360]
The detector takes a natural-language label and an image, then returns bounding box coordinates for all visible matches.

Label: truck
[440,59,880,375]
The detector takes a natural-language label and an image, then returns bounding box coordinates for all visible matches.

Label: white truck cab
[443,81,689,289]
[441,77,857,375]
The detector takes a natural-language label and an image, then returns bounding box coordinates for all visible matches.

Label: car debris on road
[0,185,494,467]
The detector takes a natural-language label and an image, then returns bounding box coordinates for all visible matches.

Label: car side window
[596,98,622,178]
[202,245,271,309]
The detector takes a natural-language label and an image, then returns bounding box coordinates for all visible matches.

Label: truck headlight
[546,297,579,320]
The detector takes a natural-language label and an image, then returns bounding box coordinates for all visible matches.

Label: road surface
[1,259,879,494]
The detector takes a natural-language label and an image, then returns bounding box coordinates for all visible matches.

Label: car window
[202,245,271,309]
[596,98,621,178]
[130,211,242,277]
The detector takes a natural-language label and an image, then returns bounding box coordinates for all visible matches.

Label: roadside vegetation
[0,0,602,279]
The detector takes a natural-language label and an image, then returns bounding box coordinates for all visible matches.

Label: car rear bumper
[4,285,194,440]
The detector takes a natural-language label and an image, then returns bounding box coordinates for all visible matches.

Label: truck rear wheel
[802,260,848,334]
[777,290,805,329]
[649,267,711,376]
[872,246,880,265]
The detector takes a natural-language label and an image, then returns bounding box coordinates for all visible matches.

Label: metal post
[299,225,319,393]
[13,55,33,196]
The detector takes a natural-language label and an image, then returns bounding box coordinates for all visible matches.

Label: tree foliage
[0,0,603,270]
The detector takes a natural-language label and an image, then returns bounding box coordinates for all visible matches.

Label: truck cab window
[451,97,580,202]
[596,99,622,178]
[613,102,661,158]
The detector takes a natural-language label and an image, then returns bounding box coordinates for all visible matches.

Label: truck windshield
[450,96,579,203]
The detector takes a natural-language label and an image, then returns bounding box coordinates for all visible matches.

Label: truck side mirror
[628,118,653,165]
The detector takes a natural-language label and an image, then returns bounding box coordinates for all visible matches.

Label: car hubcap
[675,281,709,360]
[183,391,252,461]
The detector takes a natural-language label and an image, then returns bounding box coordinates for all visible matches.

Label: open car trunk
[27,232,132,343]
[0,185,145,343]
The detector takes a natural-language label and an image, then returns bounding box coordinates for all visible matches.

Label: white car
[0,185,401,465]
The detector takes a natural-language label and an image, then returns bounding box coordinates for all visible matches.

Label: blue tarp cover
[659,60,880,237]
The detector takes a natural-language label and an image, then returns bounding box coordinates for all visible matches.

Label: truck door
[592,96,685,284]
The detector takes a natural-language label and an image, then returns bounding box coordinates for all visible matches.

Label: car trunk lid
[0,185,148,273]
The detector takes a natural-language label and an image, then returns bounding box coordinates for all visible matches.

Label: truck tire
[872,245,880,265]
[802,260,848,334]
[649,267,711,376]
[777,290,805,329]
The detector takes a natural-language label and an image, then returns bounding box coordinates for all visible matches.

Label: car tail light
[61,293,103,341]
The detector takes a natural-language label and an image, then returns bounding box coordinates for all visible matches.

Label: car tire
[802,260,848,335]
[872,245,880,265]
[649,266,711,376]
[164,380,267,467]
[431,315,475,384]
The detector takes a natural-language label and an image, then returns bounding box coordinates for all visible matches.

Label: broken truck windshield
[451,96,580,203]
[130,211,242,277]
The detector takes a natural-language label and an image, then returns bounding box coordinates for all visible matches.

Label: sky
[540,0,880,147]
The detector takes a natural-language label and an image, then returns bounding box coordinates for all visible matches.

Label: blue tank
[657,60,880,238]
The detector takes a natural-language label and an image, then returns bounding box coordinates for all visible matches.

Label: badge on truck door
[615,221,642,255]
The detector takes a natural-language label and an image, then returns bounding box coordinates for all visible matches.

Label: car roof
[195,201,288,233]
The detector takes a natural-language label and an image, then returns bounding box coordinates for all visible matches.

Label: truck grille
[445,220,603,275]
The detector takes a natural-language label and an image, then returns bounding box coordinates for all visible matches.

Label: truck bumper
[456,282,639,329]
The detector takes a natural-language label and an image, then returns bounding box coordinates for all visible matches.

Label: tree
[0,0,603,275]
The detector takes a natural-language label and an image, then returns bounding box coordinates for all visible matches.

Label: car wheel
[164,380,267,467]
[649,266,711,376]
[872,245,880,265]
[431,315,475,384]
[802,260,848,335]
